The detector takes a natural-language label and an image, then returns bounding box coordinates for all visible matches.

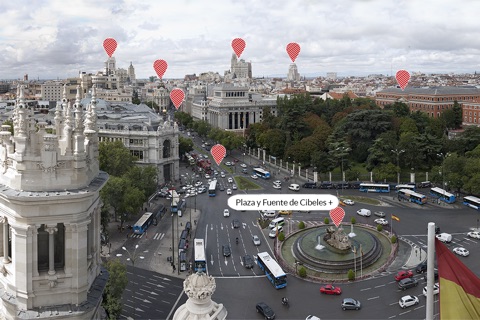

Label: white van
[269,225,283,238]
[356,208,371,217]
[262,210,277,218]
[436,232,452,243]
[269,217,285,229]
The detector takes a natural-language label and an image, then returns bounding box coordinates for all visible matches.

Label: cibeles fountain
[293,222,384,274]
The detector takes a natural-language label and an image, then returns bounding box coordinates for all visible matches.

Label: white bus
[257,252,287,289]
[194,238,207,273]
[208,180,217,197]
[253,167,271,179]
[463,196,480,210]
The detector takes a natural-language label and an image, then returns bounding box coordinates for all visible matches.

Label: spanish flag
[391,214,400,222]
[436,238,480,319]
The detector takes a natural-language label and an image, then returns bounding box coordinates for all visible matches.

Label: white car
[374,218,388,225]
[227,188,232,195]
[273,180,282,185]
[467,231,480,239]
[232,184,237,190]
[453,247,469,257]
[240,163,247,168]
[399,295,419,309]
[251,174,258,179]
[356,209,371,217]
[288,183,300,191]
[223,209,230,217]
[205,174,211,179]
[227,177,233,183]
[225,162,232,166]
[273,184,281,189]
[194,181,202,187]
[252,235,261,246]
[343,199,355,205]
[220,172,226,178]
[423,283,439,297]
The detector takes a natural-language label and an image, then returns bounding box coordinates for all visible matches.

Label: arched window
[163,139,171,158]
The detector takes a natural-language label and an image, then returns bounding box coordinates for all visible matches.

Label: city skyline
[2,0,480,80]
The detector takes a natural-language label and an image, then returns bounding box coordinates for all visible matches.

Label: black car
[222,245,231,257]
[424,271,439,282]
[319,181,333,189]
[256,302,275,319]
[416,261,427,273]
[398,278,418,290]
[302,182,317,188]
[243,254,254,268]
[232,219,240,228]
[219,185,225,191]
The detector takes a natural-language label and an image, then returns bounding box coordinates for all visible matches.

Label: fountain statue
[323,226,352,251]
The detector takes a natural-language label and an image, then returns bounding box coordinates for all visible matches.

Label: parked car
[373,211,385,217]
[341,298,361,310]
[243,254,254,268]
[374,218,388,225]
[356,209,371,217]
[222,245,231,257]
[415,261,427,273]
[223,209,230,217]
[232,219,240,228]
[395,270,413,281]
[252,235,261,246]
[319,181,333,189]
[320,284,342,295]
[343,199,354,205]
[256,302,275,320]
[398,278,418,290]
[303,182,317,188]
[467,231,480,239]
[423,283,440,297]
[399,295,419,309]
[453,247,469,257]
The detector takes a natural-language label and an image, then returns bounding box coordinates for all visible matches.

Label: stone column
[46,225,58,275]
[3,220,10,264]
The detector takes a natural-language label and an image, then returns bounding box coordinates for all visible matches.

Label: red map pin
[211,144,226,165]
[170,89,185,109]
[396,70,410,90]
[153,59,168,79]
[231,38,246,58]
[286,42,301,62]
[329,207,345,228]
[103,38,117,57]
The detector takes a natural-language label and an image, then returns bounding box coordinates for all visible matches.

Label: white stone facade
[0,85,108,319]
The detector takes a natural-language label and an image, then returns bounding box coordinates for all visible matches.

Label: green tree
[347,269,355,281]
[298,266,307,278]
[193,120,212,138]
[351,217,356,224]
[132,90,141,104]
[174,111,194,128]
[257,129,286,157]
[373,163,397,182]
[124,165,158,198]
[324,217,330,224]
[377,224,383,232]
[179,136,194,156]
[102,259,128,320]
[99,141,136,177]
[298,221,305,229]
[452,100,463,128]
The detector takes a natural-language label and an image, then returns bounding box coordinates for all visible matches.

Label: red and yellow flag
[391,214,400,221]
[436,238,480,319]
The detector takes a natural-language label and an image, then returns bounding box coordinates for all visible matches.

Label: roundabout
[277,223,397,281]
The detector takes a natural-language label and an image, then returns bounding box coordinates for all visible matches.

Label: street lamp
[336,147,351,193]
[117,245,144,319]
[391,149,405,185]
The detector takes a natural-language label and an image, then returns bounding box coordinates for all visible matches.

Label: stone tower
[173,272,227,320]
[0,85,108,319]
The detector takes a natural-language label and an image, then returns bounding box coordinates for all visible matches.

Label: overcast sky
[2,0,480,80]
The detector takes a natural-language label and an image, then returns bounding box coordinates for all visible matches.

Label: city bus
[256,252,287,289]
[194,238,207,273]
[253,167,271,179]
[463,195,480,210]
[133,212,155,235]
[395,184,416,192]
[398,188,427,205]
[208,180,217,197]
[429,187,456,204]
[359,183,390,193]
[170,190,180,213]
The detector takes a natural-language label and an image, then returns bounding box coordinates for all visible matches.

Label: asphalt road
[114,131,480,320]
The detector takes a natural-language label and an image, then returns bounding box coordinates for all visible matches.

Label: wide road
[117,131,480,319]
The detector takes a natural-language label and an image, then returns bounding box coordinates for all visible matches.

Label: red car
[320,284,342,295]
[395,270,413,281]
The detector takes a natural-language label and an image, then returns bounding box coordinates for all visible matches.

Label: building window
[163,139,171,158]
[131,150,144,160]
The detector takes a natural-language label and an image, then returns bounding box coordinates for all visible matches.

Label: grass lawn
[339,195,383,206]
[234,176,262,190]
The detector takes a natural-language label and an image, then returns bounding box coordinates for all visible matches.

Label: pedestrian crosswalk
[129,232,165,240]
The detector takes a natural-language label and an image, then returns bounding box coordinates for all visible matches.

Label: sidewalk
[101,197,202,279]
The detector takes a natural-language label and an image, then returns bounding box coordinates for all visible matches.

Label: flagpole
[426,222,435,320]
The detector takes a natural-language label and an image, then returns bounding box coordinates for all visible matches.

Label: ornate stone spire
[84,86,97,133]
[16,85,27,137]
[73,86,84,132]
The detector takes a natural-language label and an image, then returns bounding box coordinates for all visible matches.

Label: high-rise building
[225,54,252,80]
[287,63,300,81]
[0,85,108,319]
